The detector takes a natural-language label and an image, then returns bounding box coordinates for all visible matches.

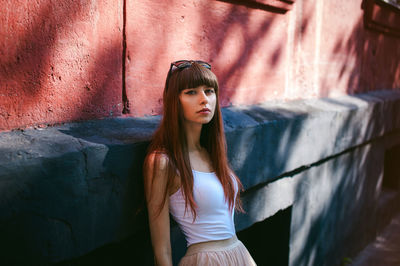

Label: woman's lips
[197,108,211,114]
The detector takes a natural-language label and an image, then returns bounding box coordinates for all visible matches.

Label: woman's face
[179,85,217,125]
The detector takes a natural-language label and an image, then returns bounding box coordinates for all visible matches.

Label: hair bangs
[176,63,219,92]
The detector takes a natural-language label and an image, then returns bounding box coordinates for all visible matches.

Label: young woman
[143,60,256,266]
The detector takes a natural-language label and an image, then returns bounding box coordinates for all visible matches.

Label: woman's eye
[205,89,215,94]
[185,90,196,95]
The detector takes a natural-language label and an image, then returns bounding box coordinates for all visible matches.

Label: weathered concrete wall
[0,90,399,265]
[1,0,399,131]
[0,0,123,131]
[288,138,399,266]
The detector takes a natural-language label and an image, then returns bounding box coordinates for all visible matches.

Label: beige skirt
[178,235,257,266]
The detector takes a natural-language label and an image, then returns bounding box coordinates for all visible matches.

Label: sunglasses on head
[170,60,211,72]
[165,60,212,91]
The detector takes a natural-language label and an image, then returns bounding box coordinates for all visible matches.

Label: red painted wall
[0,0,123,131]
[125,0,400,117]
[1,0,400,131]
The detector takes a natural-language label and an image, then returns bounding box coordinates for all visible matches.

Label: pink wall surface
[124,0,400,117]
[125,0,292,116]
[0,0,123,131]
[1,0,400,131]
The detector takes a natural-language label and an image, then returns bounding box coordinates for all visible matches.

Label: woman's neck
[184,121,203,152]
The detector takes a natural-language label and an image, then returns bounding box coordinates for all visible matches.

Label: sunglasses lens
[196,61,211,70]
[174,61,192,69]
[171,60,211,71]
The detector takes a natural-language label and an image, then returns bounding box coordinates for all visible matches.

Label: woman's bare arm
[144,153,173,266]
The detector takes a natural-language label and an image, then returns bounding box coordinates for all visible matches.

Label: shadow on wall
[319,1,400,97]
[209,1,287,105]
[0,1,122,131]
[214,0,400,101]
[289,99,383,266]
[124,0,299,115]
[196,0,296,106]
[126,0,399,117]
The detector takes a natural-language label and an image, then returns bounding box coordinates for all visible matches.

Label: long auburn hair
[144,62,243,220]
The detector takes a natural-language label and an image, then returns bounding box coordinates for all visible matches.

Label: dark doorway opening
[383,144,400,190]
[237,206,292,266]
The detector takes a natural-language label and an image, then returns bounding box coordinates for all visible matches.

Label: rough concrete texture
[0,0,123,131]
[0,90,399,264]
[125,0,400,117]
[0,117,159,264]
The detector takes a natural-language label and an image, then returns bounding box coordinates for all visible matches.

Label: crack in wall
[242,130,398,196]
[122,0,130,114]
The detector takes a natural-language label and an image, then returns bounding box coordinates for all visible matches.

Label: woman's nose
[199,91,208,104]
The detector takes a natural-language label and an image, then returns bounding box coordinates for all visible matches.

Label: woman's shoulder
[145,149,170,172]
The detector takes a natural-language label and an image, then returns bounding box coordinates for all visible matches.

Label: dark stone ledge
[0,89,399,264]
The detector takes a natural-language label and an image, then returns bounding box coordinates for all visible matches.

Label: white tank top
[169,170,237,247]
